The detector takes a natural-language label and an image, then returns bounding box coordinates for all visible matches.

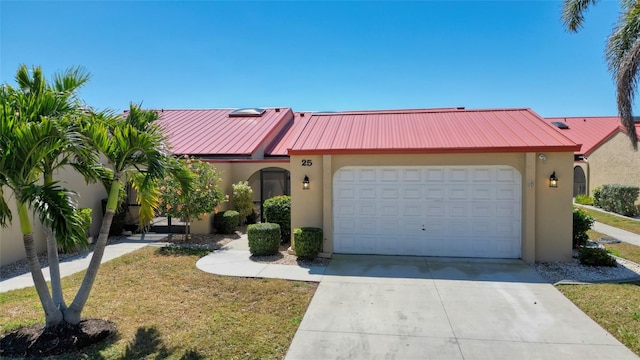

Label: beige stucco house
[544,117,640,202]
[1,106,580,266]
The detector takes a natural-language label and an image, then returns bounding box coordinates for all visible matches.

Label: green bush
[578,247,617,267]
[592,187,602,207]
[214,210,239,234]
[598,184,640,216]
[60,208,92,254]
[263,195,291,242]
[248,223,281,256]
[294,227,323,259]
[574,194,594,205]
[245,209,258,224]
[231,181,254,225]
[573,208,594,248]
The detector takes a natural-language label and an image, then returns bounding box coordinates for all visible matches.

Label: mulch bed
[0,319,116,358]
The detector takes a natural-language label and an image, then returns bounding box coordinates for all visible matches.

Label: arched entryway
[573,166,586,197]
[248,167,290,221]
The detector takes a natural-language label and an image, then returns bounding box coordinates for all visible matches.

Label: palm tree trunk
[18,202,63,327]
[64,181,119,324]
[45,171,66,311]
[45,227,66,311]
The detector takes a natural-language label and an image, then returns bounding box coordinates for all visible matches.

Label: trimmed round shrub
[263,195,291,243]
[578,247,617,267]
[248,223,281,256]
[294,227,323,259]
[214,210,239,234]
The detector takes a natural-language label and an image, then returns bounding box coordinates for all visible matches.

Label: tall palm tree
[62,104,192,324]
[563,0,639,150]
[10,65,96,315]
[2,66,189,328]
[0,86,85,327]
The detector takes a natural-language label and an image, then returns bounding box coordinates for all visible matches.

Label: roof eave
[288,145,580,156]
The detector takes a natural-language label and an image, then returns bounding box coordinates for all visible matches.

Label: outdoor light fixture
[302,175,310,190]
[549,171,558,188]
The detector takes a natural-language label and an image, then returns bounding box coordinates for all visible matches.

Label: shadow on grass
[117,326,205,360]
[155,247,211,257]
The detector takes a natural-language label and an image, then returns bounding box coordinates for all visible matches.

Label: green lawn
[0,247,317,359]
[558,282,640,356]
[575,205,640,235]
[559,231,640,357]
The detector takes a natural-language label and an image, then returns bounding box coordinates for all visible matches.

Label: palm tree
[563,0,639,150]
[62,103,191,324]
[10,65,96,317]
[2,66,189,329]
[0,86,85,327]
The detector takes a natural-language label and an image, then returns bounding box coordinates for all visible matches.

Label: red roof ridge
[310,107,532,116]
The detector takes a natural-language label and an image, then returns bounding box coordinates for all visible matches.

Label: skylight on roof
[551,121,570,129]
[229,108,266,117]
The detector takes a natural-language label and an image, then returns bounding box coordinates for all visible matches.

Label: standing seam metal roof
[289,108,579,154]
[156,108,294,156]
[544,116,631,155]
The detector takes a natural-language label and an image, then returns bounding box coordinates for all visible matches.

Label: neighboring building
[1,106,580,266]
[544,117,640,200]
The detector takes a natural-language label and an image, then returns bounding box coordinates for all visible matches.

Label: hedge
[597,184,640,216]
[248,223,281,256]
[573,208,594,248]
[214,210,240,234]
[293,227,323,259]
[263,195,291,242]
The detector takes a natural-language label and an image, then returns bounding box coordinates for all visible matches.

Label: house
[544,117,640,200]
[1,106,579,266]
[287,108,578,263]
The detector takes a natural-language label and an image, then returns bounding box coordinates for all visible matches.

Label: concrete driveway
[285,255,638,360]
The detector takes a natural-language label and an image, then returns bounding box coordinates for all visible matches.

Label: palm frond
[52,66,90,94]
[562,0,600,32]
[615,35,640,150]
[19,182,86,250]
[0,187,12,227]
[130,172,160,227]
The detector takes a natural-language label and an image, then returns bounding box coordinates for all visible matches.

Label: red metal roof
[289,108,580,155]
[544,116,626,155]
[265,112,311,156]
[156,108,294,156]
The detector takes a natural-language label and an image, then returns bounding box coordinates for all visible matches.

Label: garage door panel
[357,201,377,217]
[334,166,521,258]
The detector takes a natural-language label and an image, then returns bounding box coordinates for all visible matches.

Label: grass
[0,247,317,359]
[604,242,640,265]
[575,205,640,235]
[560,232,640,357]
[557,283,640,356]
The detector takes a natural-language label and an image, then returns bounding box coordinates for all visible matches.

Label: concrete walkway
[593,222,640,247]
[195,234,327,282]
[0,233,168,292]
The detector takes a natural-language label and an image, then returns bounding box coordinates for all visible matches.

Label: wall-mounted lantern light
[549,171,558,188]
[302,175,310,190]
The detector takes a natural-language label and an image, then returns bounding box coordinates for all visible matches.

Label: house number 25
[301,159,313,166]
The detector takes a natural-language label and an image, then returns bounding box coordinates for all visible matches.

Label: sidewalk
[195,234,327,282]
[0,233,168,293]
[593,222,640,247]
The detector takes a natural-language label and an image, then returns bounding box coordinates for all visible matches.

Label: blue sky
[0,1,623,116]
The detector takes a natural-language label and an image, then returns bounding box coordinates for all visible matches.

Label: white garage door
[333,166,521,258]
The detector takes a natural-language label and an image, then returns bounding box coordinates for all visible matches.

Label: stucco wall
[191,160,290,233]
[585,132,640,203]
[0,164,106,267]
[290,152,574,263]
[0,194,47,266]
